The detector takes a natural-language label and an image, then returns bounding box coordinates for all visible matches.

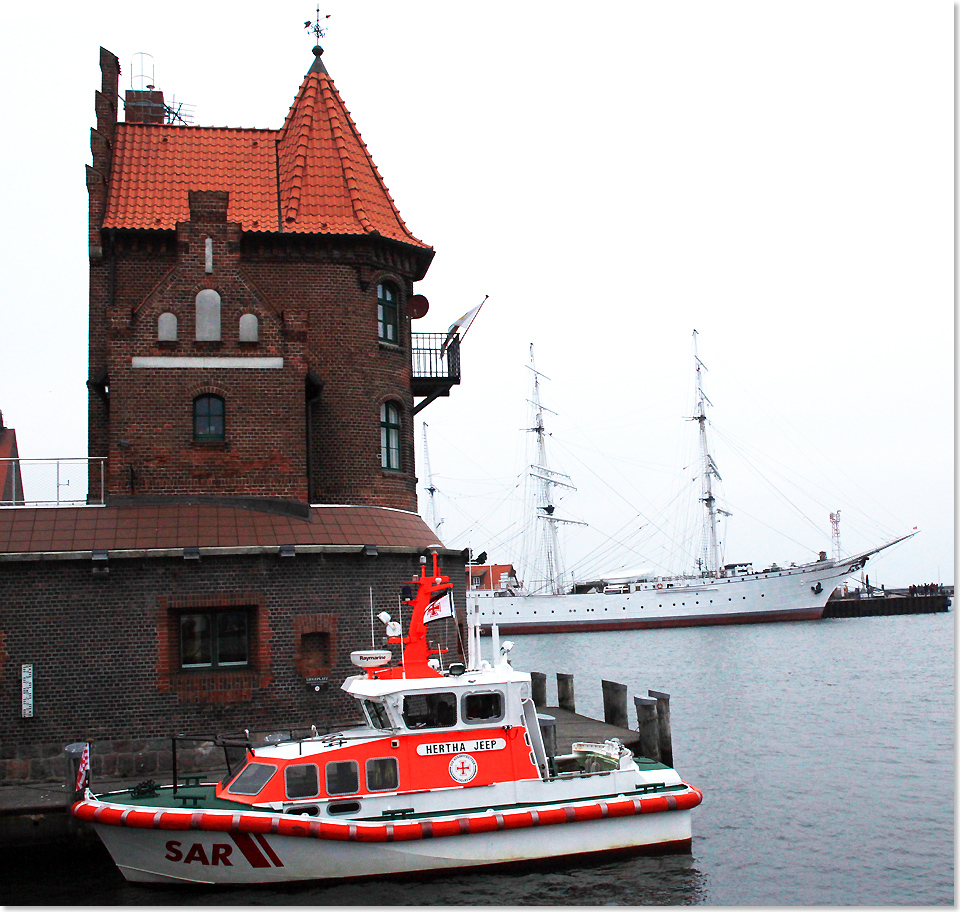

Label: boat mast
[526,344,580,595]
[420,423,442,535]
[692,330,722,577]
[830,510,841,563]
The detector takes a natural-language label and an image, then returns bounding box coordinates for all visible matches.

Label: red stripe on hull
[488,606,824,635]
[230,832,272,867]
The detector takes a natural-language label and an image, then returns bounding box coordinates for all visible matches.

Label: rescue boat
[72,554,703,885]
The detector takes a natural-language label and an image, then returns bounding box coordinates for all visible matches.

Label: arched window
[380,402,401,470]
[239,313,259,342]
[195,289,221,341]
[158,312,178,341]
[194,395,225,442]
[377,282,398,344]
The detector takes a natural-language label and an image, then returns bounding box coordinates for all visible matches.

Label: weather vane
[305,7,331,45]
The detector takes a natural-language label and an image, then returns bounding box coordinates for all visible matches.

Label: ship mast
[420,423,442,535]
[691,330,724,577]
[525,344,582,595]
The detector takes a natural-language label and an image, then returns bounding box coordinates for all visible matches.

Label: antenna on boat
[397,594,405,677]
[369,587,375,648]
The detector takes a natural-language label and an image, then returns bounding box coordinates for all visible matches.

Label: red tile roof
[0,503,443,557]
[103,69,429,249]
[104,127,278,232]
[467,564,519,591]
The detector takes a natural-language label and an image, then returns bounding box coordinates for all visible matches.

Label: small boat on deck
[71,553,702,885]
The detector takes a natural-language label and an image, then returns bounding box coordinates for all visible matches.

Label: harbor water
[0,611,953,905]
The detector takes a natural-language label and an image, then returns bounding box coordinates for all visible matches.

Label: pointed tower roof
[276,47,426,244]
[102,47,430,253]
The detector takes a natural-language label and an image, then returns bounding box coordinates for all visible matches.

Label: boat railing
[169,722,361,794]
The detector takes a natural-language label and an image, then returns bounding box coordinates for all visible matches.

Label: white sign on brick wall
[21,664,34,718]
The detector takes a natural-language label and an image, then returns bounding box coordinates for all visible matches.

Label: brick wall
[0,549,467,783]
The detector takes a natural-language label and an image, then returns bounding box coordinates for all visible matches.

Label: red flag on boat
[76,742,90,790]
[423,593,454,623]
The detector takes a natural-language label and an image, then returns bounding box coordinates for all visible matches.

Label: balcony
[0,458,106,507]
[411,333,461,414]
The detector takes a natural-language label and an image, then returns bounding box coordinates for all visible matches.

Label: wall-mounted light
[279,544,296,558]
[183,547,200,560]
[363,544,378,557]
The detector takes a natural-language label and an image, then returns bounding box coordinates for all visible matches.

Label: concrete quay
[823,591,950,618]
[0,775,147,849]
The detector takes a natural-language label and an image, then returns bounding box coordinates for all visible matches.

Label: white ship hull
[471,552,878,634]
[89,799,695,885]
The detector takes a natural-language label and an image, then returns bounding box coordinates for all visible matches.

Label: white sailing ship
[467,334,912,634]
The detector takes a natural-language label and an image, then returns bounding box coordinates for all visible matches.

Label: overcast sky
[0,1,953,587]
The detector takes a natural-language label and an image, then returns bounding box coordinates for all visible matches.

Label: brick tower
[0,42,465,782]
[86,44,444,510]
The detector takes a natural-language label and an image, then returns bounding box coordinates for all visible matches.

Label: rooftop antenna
[130,52,155,91]
[128,52,193,124]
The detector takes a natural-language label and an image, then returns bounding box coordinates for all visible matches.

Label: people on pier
[909,583,943,596]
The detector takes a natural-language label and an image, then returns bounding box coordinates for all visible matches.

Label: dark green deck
[96,782,249,811]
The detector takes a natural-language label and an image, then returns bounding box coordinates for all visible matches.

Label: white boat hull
[472,554,872,634]
[88,803,695,884]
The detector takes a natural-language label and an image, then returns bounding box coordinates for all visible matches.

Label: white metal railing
[0,458,106,507]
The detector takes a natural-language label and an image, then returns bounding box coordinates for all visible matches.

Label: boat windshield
[402,691,457,729]
[225,761,277,796]
[362,699,392,730]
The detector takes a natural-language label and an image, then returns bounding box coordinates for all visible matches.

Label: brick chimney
[124,89,165,124]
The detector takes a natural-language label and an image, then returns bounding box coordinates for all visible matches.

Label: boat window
[285,763,320,799]
[462,691,504,723]
[325,760,359,796]
[402,692,457,729]
[328,801,361,815]
[286,805,320,816]
[225,761,277,796]
[365,757,399,792]
[362,699,392,730]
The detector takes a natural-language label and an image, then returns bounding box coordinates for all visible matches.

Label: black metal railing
[412,333,461,383]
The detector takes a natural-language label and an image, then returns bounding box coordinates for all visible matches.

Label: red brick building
[0,44,464,784]
[87,45,443,506]
[467,563,520,594]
